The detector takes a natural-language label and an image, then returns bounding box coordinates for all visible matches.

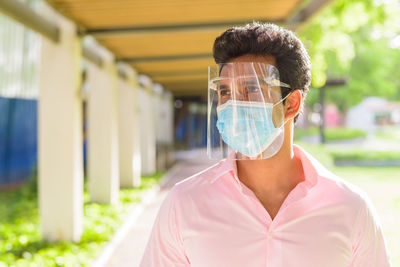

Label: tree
[299,0,400,112]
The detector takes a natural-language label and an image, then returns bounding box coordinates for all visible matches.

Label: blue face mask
[216,100,283,158]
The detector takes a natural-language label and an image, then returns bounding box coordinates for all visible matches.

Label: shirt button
[267,231,274,238]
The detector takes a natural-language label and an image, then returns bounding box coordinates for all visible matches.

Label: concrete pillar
[157,91,174,146]
[153,84,175,171]
[163,91,175,167]
[153,83,164,143]
[38,5,83,242]
[153,84,166,171]
[117,64,141,188]
[138,75,156,175]
[86,41,119,204]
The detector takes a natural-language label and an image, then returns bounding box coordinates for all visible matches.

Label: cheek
[272,104,285,127]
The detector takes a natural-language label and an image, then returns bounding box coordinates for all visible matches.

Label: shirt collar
[210,150,239,184]
[210,144,320,190]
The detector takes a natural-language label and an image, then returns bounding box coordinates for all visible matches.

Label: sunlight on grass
[0,172,164,266]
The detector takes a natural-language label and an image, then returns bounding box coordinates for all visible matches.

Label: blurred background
[0,0,399,266]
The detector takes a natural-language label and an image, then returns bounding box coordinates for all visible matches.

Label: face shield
[207,62,291,160]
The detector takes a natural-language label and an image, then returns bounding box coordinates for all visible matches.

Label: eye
[247,85,260,93]
[220,88,231,96]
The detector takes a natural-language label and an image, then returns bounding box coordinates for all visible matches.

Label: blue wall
[175,111,208,149]
[0,97,37,187]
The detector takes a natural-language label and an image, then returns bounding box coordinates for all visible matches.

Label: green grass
[294,127,367,142]
[294,126,320,140]
[0,172,164,267]
[375,127,400,142]
[325,127,367,141]
[295,141,335,168]
[331,150,400,161]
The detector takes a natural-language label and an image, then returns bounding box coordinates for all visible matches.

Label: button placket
[267,231,274,238]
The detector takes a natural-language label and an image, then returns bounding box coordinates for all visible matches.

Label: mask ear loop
[272,90,302,129]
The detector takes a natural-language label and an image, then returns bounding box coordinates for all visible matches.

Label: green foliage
[325,127,367,141]
[295,141,335,169]
[294,127,366,141]
[299,0,400,111]
[331,150,400,160]
[0,172,164,266]
[294,127,320,140]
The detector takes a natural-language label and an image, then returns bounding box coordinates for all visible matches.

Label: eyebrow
[219,84,230,90]
[217,78,273,91]
[237,79,268,87]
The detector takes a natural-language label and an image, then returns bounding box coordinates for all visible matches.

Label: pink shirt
[140,144,392,267]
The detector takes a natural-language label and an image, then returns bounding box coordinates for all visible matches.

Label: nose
[234,85,250,101]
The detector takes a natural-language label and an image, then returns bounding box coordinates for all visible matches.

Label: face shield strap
[274,90,296,129]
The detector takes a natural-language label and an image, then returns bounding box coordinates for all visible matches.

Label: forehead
[219,54,278,78]
[230,54,276,65]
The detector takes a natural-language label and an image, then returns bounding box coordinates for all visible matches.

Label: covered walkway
[0,0,333,265]
[0,0,331,243]
[102,150,217,267]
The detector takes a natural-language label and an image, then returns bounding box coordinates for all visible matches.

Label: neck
[236,122,304,193]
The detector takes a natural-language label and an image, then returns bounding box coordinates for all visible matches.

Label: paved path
[103,149,217,267]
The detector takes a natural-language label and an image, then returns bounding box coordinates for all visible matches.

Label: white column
[163,91,175,167]
[138,75,156,175]
[117,64,141,188]
[86,42,119,204]
[153,84,167,171]
[153,83,164,145]
[164,91,175,146]
[38,5,83,242]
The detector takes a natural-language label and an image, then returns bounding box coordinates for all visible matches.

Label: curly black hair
[213,22,311,122]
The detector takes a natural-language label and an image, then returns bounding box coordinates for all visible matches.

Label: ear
[284,90,302,119]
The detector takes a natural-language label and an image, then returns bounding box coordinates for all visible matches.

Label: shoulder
[300,146,371,212]
[316,167,372,214]
[166,160,224,200]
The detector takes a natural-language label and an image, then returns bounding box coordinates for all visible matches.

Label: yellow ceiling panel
[162,80,207,88]
[164,83,206,89]
[152,74,207,83]
[98,29,223,58]
[48,0,300,28]
[173,89,208,97]
[164,83,207,95]
[130,57,215,74]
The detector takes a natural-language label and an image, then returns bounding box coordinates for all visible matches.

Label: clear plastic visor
[207,62,291,160]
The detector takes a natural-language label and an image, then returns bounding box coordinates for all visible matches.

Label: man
[139,22,391,267]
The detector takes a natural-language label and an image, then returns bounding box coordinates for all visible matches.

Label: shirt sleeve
[351,194,392,267]
[139,186,190,267]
